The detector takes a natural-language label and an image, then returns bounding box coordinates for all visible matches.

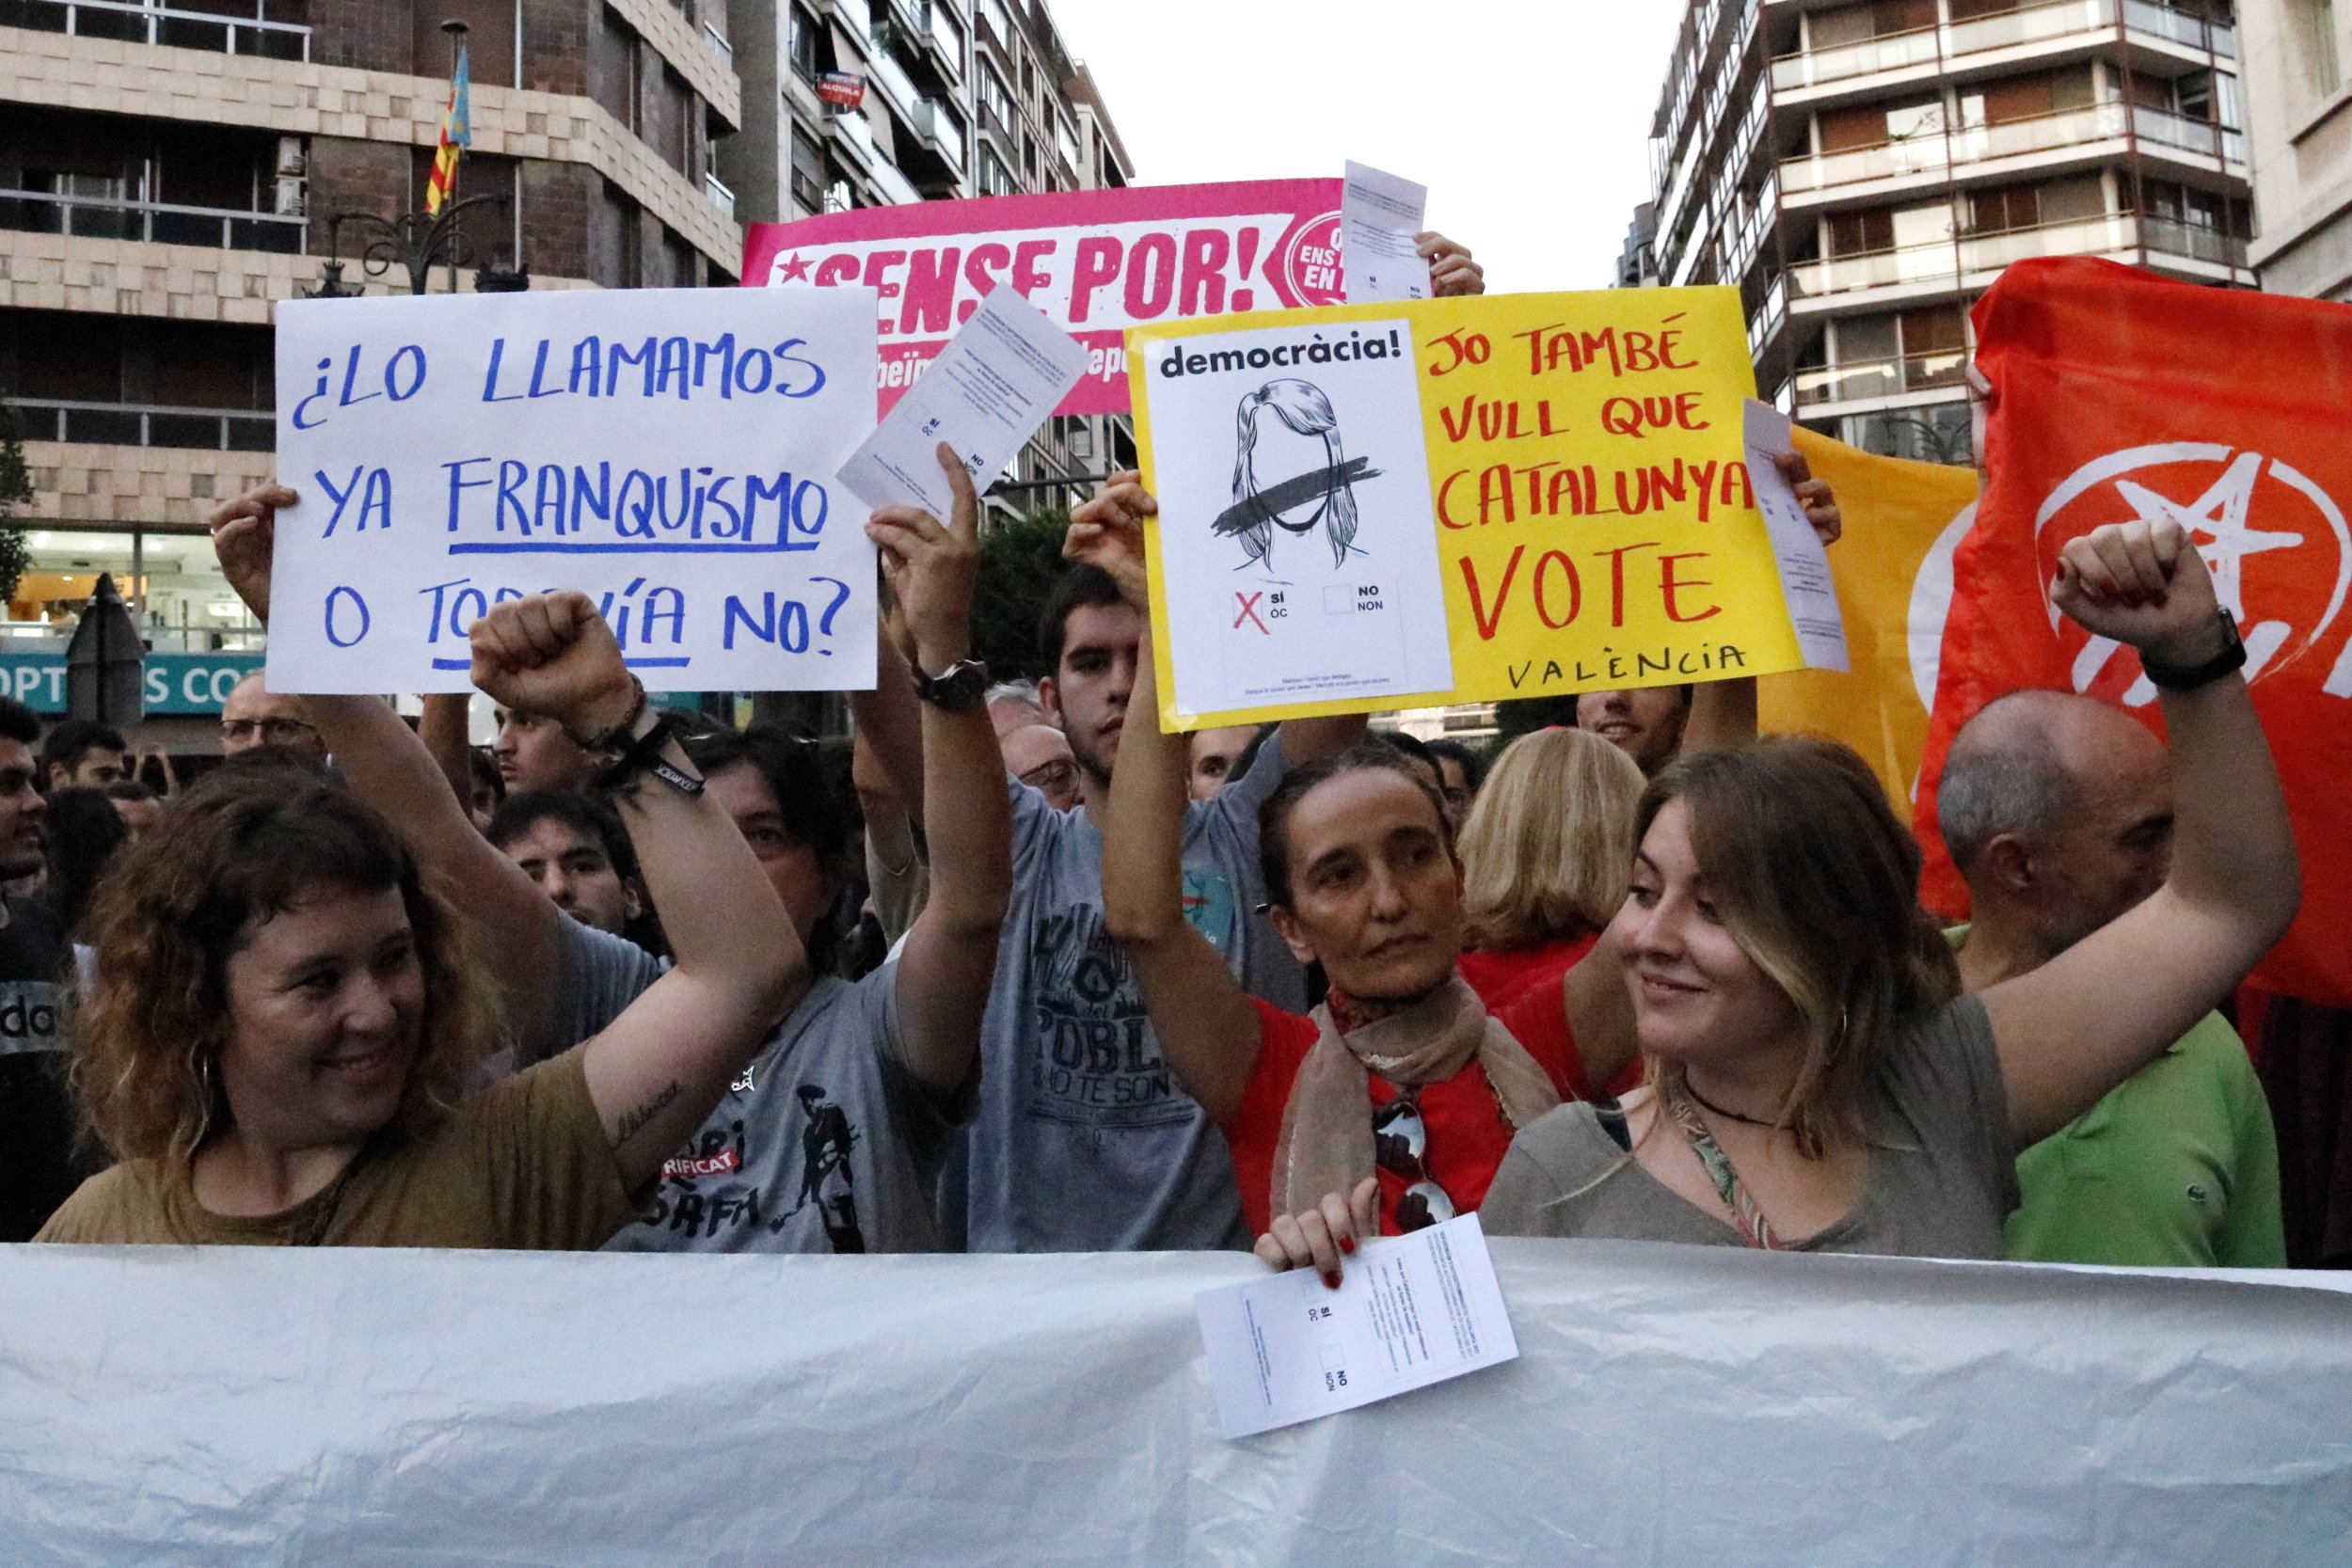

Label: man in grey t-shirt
[938,490,1364,1252]
[578,938,967,1255]
[962,732,1296,1251]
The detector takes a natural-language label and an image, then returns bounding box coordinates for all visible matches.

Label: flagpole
[442,19,469,295]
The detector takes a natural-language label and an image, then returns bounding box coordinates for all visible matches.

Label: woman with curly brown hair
[36,585,800,1247]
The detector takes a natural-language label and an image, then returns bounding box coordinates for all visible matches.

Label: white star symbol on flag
[2111,451,2302,621]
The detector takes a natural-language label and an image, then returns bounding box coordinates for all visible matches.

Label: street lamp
[305,21,528,299]
[66,573,143,724]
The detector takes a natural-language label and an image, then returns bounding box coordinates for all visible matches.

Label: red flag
[1915,257,2352,1007]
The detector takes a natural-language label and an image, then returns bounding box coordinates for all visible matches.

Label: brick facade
[0,21,740,273]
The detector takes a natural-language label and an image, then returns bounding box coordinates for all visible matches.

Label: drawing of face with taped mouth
[1219,378,1382,579]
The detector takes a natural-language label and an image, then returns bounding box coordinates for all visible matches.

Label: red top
[1225,942,1596,1239]
[1459,936,1599,1022]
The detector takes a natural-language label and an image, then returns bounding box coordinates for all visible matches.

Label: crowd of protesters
[0,233,2313,1280]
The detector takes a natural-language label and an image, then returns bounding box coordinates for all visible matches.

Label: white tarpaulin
[3,1239,2347,1565]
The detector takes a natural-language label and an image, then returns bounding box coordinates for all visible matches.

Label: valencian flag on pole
[1915,256,2352,1007]
[424,43,470,216]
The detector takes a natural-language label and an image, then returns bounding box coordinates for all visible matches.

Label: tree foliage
[970,506,1072,684]
[0,397,31,606]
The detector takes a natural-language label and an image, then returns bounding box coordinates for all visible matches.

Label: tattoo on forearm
[613,1081,683,1146]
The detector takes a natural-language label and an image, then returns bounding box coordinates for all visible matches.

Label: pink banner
[741,179,1345,416]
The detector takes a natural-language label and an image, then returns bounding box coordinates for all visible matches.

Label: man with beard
[0,694,77,1239]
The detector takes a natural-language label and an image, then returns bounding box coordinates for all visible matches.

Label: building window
[789,127,826,214]
[979,63,1013,131]
[2312,0,2344,99]
[977,146,1015,198]
[788,4,825,82]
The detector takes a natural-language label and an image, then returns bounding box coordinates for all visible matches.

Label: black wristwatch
[2140,609,2247,690]
[913,656,989,711]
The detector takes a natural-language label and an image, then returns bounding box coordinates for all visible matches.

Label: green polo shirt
[1948,927,2286,1268]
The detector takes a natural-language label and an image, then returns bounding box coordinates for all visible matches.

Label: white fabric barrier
[2,1240,2347,1566]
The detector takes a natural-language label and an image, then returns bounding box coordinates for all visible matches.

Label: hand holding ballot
[1254,1177,1380,1289]
[1420,233,1486,298]
[864,443,983,673]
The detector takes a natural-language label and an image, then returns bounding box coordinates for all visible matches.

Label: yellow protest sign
[1759,428,1979,806]
[1128,288,1813,729]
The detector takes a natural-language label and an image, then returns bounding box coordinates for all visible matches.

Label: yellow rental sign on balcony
[1127,287,1826,730]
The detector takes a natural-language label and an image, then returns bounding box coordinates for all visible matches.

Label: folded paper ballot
[836,285,1089,518]
[1193,1212,1519,1439]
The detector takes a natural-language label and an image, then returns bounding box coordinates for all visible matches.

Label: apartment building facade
[1646,0,2250,465]
[725,0,1136,500]
[0,0,744,736]
[2241,0,2352,297]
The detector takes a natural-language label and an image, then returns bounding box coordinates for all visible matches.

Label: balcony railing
[2122,0,2234,53]
[1793,350,1970,408]
[1782,102,2242,193]
[1789,212,2246,298]
[1772,0,2233,91]
[18,398,274,451]
[867,43,922,120]
[912,97,965,170]
[2139,214,2249,266]
[0,0,309,61]
[927,0,964,72]
[704,170,736,220]
[0,187,304,253]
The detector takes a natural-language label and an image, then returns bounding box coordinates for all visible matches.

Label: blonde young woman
[1470,517,2295,1258]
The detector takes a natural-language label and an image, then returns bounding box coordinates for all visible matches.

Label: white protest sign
[269,287,881,694]
[1138,318,1455,721]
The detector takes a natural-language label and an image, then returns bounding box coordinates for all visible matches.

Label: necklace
[1678,1074,1791,1132]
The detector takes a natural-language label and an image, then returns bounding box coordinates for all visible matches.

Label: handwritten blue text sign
[269,286,881,694]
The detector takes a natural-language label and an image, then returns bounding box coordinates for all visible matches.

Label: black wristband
[593,711,705,796]
[2140,609,2247,691]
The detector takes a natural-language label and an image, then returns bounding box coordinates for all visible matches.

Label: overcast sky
[1043,0,1689,290]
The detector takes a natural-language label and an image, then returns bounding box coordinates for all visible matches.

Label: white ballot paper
[1340,161,1431,304]
[837,286,1089,516]
[1194,1212,1519,1440]
[1744,399,1851,672]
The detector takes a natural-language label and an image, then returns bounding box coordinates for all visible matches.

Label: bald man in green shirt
[1940,689,2285,1269]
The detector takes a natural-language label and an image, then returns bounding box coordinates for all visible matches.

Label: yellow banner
[1758,429,1979,806]
[1128,289,1804,730]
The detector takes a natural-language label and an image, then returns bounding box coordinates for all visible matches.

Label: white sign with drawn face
[1140,318,1454,721]
[268,287,880,695]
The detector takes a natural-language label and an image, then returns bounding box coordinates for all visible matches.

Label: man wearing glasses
[218,673,325,760]
[1001,723,1080,813]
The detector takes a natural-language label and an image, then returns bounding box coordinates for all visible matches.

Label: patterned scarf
[1268,974,1561,1227]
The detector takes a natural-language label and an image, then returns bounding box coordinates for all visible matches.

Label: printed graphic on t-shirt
[639,1080,868,1253]
[1180,867,1238,952]
[1025,901,1203,1132]
[0,978,68,1056]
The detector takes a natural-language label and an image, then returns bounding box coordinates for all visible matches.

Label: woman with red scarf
[1080,491,1636,1276]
